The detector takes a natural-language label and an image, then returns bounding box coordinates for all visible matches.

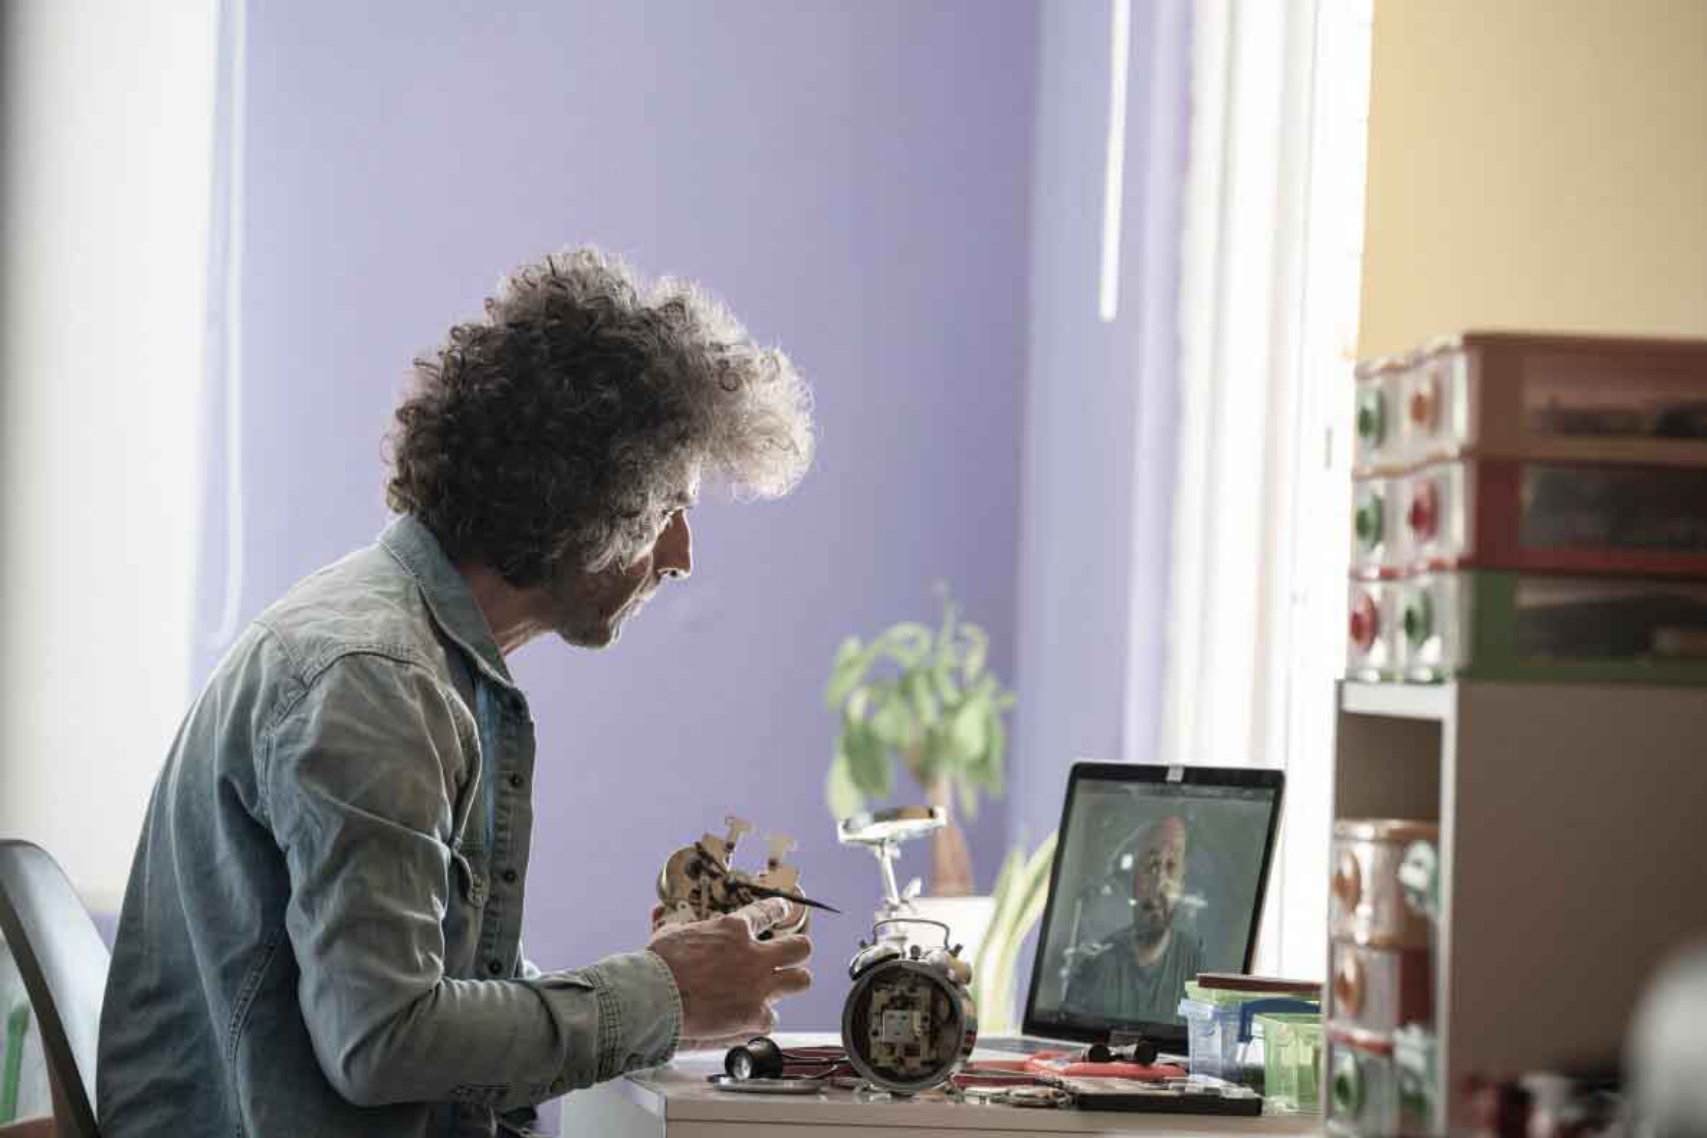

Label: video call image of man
[1061,816,1204,1025]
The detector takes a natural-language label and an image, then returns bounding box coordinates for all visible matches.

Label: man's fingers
[766,967,812,999]
[760,934,812,967]
[731,896,794,937]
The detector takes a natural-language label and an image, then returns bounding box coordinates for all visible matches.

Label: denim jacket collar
[378,514,517,692]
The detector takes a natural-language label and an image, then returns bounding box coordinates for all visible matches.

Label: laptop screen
[1021,762,1284,1047]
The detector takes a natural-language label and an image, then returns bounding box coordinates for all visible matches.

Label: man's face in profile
[1132,817,1187,940]
[544,495,696,649]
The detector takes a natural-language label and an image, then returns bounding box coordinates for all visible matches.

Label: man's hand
[646,897,812,1049]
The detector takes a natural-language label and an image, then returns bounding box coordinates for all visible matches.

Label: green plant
[970,832,1059,1034]
[823,590,1015,894]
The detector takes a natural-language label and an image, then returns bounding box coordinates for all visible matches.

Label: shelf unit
[1332,680,1707,1133]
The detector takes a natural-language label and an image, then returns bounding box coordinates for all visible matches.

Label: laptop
[983,761,1285,1056]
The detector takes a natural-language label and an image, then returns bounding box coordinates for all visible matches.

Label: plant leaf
[902,670,940,725]
[960,622,988,682]
[972,845,1025,1021]
[931,663,960,708]
[869,690,914,749]
[824,636,871,708]
[842,716,891,798]
[935,594,959,670]
[986,832,1059,1030]
[879,622,934,667]
[949,697,988,763]
[915,724,950,783]
[974,835,1056,1034]
[825,753,865,820]
[982,712,1007,797]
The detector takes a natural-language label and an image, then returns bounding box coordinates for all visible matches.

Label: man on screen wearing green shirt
[1062,816,1203,1025]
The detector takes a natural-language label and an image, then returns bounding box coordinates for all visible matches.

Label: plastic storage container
[1256,1012,1324,1113]
[1178,992,1319,1086]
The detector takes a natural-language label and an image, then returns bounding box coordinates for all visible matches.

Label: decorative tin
[1330,821,1437,950]
[1391,570,1707,684]
[1353,332,1707,475]
[1326,1030,1404,1138]
[1351,459,1707,580]
[1331,942,1432,1035]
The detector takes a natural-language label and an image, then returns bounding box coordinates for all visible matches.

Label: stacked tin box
[1346,331,1707,684]
[1325,821,1438,1137]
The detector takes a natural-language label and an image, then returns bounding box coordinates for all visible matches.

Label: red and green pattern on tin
[1374,569,1707,685]
[1351,458,1707,581]
[1345,581,1405,680]
[1352,331,1707,479]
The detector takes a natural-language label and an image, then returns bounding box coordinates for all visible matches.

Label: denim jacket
[97,515,681,1137]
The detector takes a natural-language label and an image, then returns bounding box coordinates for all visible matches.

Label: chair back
[0,842,108,1138]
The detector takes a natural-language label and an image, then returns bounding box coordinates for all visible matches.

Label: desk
[560,1036,1318,1138]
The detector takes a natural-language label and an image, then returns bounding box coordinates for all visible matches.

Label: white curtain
[1157,0,1372,978]
[0,0,221,909]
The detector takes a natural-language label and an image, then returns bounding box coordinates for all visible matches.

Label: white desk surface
[561,1034,1319,1137]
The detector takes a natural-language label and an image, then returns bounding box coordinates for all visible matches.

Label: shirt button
[502,868,518,884]
[487,958,504,976]
[550,1077,567,1095]
[508,772,525,789]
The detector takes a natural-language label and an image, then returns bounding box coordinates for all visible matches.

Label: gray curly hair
[386,247,814,585]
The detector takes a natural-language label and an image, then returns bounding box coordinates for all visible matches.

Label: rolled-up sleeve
[262,653,680,1112]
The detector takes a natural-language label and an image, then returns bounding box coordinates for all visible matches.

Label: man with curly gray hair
[99,248,817,1138]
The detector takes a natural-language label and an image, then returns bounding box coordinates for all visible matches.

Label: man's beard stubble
[1135,898,1175,946]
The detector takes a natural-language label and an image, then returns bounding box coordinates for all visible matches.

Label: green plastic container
[1255,1012,1323,1113]
[1178,988,1320,1090]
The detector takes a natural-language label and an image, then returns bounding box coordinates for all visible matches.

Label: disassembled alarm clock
[664,808,978,1098]
[837,806,978,1095]
[655,815,836,936]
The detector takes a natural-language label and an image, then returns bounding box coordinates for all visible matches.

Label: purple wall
[1010,0,1190,853]
[200,0,1038,1032]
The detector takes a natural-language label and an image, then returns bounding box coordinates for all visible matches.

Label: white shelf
[1331,679,1707,1134]
[1339,680,1451,720]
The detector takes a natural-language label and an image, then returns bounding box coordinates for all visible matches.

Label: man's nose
[657,512,693,580]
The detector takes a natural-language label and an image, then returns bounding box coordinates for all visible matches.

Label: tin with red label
[1352,458,1707,579]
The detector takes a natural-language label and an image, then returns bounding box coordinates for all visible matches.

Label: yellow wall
[1359,0,1707,356]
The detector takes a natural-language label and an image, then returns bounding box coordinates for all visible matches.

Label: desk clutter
[709,974,1330,1118]
[710,1038,1268,1115]
[1345,332,1707,684]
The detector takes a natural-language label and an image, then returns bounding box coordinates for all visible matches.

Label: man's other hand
[646,897,812,1047]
